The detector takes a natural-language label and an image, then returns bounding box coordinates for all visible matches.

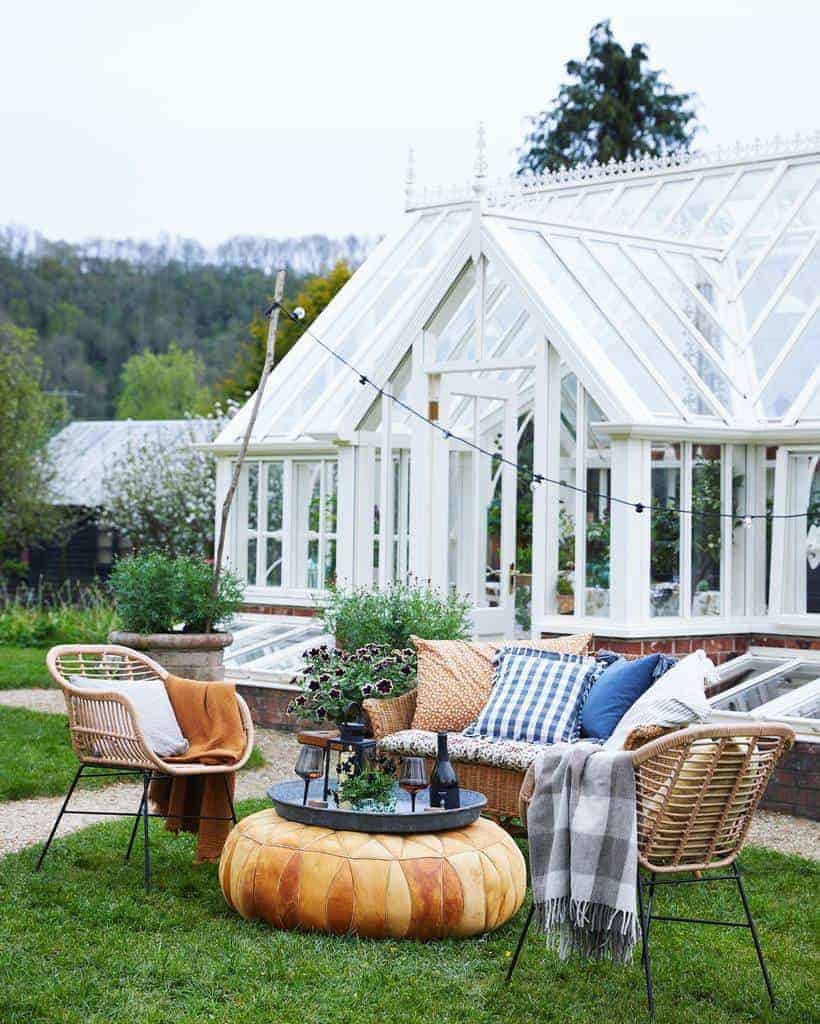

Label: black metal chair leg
[636,874,655,1021]
[505,903,535,984]
[733,863,775,1007]
[141,772,151,893]
[125,789,146,863]
[35,764,84,871]
[221,772,237,824]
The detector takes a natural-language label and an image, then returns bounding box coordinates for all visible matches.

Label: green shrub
[322,582,471,652]
[0,581,118,646]
[109,552,243,634]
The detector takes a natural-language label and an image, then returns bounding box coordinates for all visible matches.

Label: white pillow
[603,650,714,751]
[70,676,189,758]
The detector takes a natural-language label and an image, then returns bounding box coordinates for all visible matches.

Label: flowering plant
[335,753,398,811]
[288,643,417,725]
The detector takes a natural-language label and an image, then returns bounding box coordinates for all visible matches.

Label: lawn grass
[0,705,265,801]
[0,806,815,1024]
[0,645,52,689]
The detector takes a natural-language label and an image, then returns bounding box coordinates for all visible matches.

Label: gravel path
[0,687,816,862]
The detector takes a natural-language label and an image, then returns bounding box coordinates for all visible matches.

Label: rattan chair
[37,644,255,891]
[508,723,795,1019]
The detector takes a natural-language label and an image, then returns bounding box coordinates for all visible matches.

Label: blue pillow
[580,653,661,740]
[464,647,596,745]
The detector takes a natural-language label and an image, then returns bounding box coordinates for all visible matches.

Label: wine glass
[399,757,428,813]
[295,746,325,805]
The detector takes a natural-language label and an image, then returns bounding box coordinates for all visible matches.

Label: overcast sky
[1,1,816,247]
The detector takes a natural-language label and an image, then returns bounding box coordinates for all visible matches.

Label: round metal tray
[267,780,487,834]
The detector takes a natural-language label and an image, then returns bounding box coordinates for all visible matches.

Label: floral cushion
[378,729,548,774]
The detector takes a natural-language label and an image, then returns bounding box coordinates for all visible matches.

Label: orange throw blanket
[149,675,246,862]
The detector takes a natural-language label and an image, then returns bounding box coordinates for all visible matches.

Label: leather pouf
[219,808,526,939]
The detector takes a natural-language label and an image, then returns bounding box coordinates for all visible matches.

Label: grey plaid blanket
[528,741,638,963]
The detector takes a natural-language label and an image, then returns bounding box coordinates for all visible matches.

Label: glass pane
[307,539,320,589]
[651,442,681,617]
[713,667,818,712]
[484,286,523,358]
[702,168,772,240]
[585,398,610,616]
[246,537,257,586]
[324,539,337,589]
[731,446,749,615]
[761,308,820,418]
[247,463,258,530]
[515,231,677,415]
[573,187,616,220]
[764,446,777,612]
[324,461,338,534]
[800,382,820,420]
[265,537,282,587]
[750,246,819,383]
[556,371,577,614]
[608,183,656,227]
[430,265,477,362]
[630,248,730,357]
[266,462,283,532]
[634,179,695,232]
[733,164,819,279]
[740,185,820,326]
[592,241,732,414]
[485,460,502,607]
[691,445,722,616]
[494,313,540,361]
[783,453,820,614]
[666,173,734,237]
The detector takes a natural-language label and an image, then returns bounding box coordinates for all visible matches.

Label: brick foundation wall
[758,741,819,821]
[236,682,310,731]
[240,604,318,617]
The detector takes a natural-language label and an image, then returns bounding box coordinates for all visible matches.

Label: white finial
[473,121,488,196]
[404,146,416,208]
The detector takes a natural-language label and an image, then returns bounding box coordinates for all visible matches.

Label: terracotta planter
[108,630,233,681]
[557,594,574,614]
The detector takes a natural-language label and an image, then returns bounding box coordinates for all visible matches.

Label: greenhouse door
[432,376,518,640]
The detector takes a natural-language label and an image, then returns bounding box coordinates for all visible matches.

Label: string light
[273,302,811,524]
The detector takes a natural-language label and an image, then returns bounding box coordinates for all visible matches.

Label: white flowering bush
[101,405,237,558]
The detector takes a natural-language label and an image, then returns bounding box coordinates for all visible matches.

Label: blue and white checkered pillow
[463,646,596,745]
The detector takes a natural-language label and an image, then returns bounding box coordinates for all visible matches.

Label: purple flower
[376,678,393,694]
[295,694,307,706]
[361,683,374,697]
[315,706,327,720]
[329,686,342,700]
[318,673,330,683]
[335,667,345,677]
[401,665,413,676]
[307,679,321,692]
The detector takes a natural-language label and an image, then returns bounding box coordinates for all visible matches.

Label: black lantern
[320,720,377,801]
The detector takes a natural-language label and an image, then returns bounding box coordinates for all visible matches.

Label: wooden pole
[208,269,286,629]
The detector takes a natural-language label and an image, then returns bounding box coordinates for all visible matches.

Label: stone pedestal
[108,630,233,681]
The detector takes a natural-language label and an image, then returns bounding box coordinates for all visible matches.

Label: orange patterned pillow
[409,633,591,733]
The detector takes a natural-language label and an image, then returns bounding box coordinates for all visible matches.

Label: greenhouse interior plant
[108,551,244,679]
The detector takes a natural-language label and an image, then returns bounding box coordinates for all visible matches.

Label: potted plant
[556,572,575,614]
[287,643,417,731]
[336,753,398,812]
[108,552,244,679]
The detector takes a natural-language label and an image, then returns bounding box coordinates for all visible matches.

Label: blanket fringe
[534,898,638,964]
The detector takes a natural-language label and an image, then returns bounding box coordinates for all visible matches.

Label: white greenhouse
[210,132,820,651]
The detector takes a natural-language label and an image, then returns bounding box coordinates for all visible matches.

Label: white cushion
[603,650,714,751]
[70,676,189,758]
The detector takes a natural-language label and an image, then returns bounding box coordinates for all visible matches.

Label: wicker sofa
[364,687,665,825]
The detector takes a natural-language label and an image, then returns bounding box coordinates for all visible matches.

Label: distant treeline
[0,226,375,419]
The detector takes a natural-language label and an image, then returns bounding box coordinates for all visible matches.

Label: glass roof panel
[665,172,734,237]
[572,188,616,219]
[513,229,676,415]
[733,163,819,279]
[484,285,523,356]
[608,182,657,227]
[701,167,772,240]
[633,178,695,233]
[750,245,820,380]
[590,240,733,414]
[548,235,702,416]
[491,313,540,360]
[666,252,724,307]
[630,247,732,358]
[431,266,477,362]
[760,307,820,417]
[269,211,468,436]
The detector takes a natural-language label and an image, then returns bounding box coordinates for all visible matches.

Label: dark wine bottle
[429,732,460,809]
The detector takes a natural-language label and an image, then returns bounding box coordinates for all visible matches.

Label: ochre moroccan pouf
[219,808,526,940]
